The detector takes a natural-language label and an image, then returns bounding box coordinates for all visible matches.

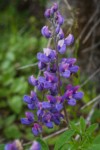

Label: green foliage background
[0,0,48,141]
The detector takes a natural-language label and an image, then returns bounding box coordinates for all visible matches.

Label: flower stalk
[21,2,83,136]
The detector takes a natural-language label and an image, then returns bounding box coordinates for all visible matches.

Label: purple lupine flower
[42,113,53,128]
[38,61,47,70]
[52,112,63,125]
[41,26,51,38]
[23,91,37,104]
[51,3,58,12]
[44,3,58,18]
[49,84,58,96]
[61,58,77,64]
[23,91,38,110]
[55,103,63,111]
[21,2,84,136]
[56,12,64,26]
[47,63,57,73]
[30,141,41,150]
[46,95,57,104]
[37,53,49,63]
[42,101,51,109]
[37,76,52,90]
[32,123,42,136]
[44,71,58,83]
[23,95,32,104]
[37,49,56,65]
[28,75,38,86]
[5,143,16,150]
[46,95,63,111]
[56,24,60,34]
[58,28,64,39]
[64,84,84,106]
[57,39,66,54]
[57,34,74,54]
[65,34,74,46]
[5,140,23,150]
[44,9,51,18]
[43,48,56,61]
[68,98,76,106]
[59,58,79,78]
[73,91,84,100]
[21,112,34,125]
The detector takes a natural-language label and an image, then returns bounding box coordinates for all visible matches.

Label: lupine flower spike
[21,2,83,136]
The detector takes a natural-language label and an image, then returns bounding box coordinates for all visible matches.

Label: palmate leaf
[37,138,49,150]
[54,129,75,150]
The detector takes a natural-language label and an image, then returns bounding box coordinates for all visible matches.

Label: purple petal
[37,53,49,63]
[41,26,51,38]
[69,66,79,73]
[28,104,36,110]
[56,103,63,111]
[25,112,34,121]
[5,143,12,150]
[23,95,32,104]
[30,141,41,150]
[51,3,58,12]
[45,122,53,128]
[38,61,46,70]
[59,28,64,39]
[68,98,76,106]
[42,102,51,109]
[56,12,64,25]
[73,92,84,100]
[28,75,38,86]
[32,128,39,136]
[56,24,60,34]
[58,44,66,54]
[62,70,70,78]
[21,118,33,125]
[46,95,56,104]
[44,9,51,18]
[65,34,74,46]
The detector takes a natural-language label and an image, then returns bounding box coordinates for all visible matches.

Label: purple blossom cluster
[21,3,83,136]
[5,140,41,150]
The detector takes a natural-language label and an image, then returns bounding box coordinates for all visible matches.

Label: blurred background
[0,0,100,149]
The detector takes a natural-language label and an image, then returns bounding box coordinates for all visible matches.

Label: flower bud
[44,9,51,18]
[59,28,64,39]
[41,26,51,38]
[65,34,74,46]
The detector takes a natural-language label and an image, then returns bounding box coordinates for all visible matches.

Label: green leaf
[70,122,80,134]
[86,124,98,134]
[80,117,86,133]
[60,143,73,150]
[37,138,49,150]
[54,129,75,150]
[93,135,100,144]
[0,144,5,150]
[88,144,100,150]
[4,125,21,138]
[4,115,16,126]
[8,96,23,114]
